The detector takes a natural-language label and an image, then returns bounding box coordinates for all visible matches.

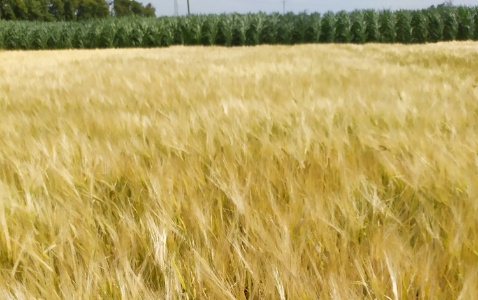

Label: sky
[149,0,478,16]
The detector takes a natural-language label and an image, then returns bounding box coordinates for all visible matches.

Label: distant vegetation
[0,0,155,21]
[0,5,477,49]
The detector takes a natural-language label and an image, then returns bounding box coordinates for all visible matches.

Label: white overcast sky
[149,0,477,16]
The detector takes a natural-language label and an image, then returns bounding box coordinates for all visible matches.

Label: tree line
[0,0,155,21]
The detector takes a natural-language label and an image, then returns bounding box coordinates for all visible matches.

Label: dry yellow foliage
[0,43,477,299]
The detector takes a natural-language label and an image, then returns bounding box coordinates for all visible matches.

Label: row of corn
[1,7,477,49]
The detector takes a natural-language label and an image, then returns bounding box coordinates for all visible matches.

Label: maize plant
[442,9,458,41]
[232,13,251,46]
[171,17,184,45]
[0,21,5,48]
[130,20,146,47]
[245,13,266,45]
[184,15,206,45]
[159,18,176,46]
[113,22,132,47]
[379,10,395,43]
[427,12,443,42]
[179,16,193,45]
[291,12,309,44]
[262,13,281,44]
[143,20,161,47]
[73,24,89,48]
[216,14,234,46]
[456,6,472,40]
[278,13,295,44]
[364,10,380,42]
[2,22,25,49]
[335,10,350,43]
[86,21,103,48]
[474,9,478,40]
[395,10,411,44]
[202,15,220,45]
[350,10,365,44]
[30,25,52,49]
[56,23,74,49]
[319,11,335,43]
[304,12,321,43]
[411,11,427,43]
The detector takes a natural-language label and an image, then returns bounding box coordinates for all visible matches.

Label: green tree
[114,0,132,16]
[77,0,108,20]
[10,0,29,20]
[142,3,154,17]
[130,0,143,15]
[114,0,154,17]
[63,0,78,21]
[41,0,55,21]
[49,0,66,21]
[0,0,17,20]
[25,0,45,20]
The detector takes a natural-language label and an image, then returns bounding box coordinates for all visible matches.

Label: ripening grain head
[0,43,477,299]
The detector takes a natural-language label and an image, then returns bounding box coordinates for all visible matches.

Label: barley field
[0,43,477,299]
